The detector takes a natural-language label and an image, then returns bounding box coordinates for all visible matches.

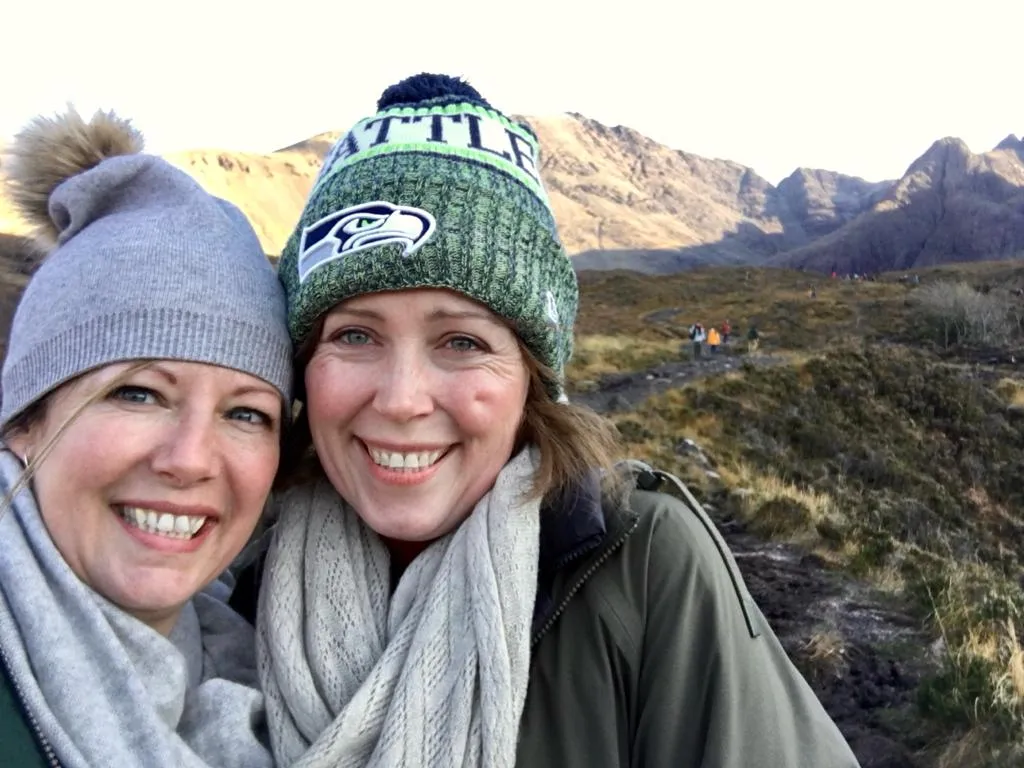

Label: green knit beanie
[278,73,578,400]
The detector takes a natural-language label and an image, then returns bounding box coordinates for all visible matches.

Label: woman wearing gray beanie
[0,108,291,767]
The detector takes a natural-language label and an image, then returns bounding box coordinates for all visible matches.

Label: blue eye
[227,407,273,428]
[447,336,481,352]
[110,386,158,405]
[338,329,373,345]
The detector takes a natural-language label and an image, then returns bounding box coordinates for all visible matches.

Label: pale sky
[1,0,1020,184]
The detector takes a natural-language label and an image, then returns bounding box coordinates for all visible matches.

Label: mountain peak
[925,136,971,157]
[995,133,1023,151]
[904,136,972,178]
[995,134,1024,162]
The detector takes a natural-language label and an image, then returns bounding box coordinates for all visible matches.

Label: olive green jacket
[515,470,859,767]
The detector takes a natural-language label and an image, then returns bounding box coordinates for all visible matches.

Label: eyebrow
[147,363,278,399]
[426,308,503,325]
[230,384,280,399]
[148,363,178,385]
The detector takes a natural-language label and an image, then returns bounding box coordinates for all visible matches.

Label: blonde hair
[277,321,624,506]
[0,361,152,518]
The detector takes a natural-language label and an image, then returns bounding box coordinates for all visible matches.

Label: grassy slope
[569,261,1024,765]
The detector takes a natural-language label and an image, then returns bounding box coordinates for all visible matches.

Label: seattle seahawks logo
[297,201,437,283]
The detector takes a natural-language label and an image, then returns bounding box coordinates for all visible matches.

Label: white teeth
[369,448,444,471]
[118,507,209,540]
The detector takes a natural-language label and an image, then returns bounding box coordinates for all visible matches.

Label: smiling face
[304,288,530,543]
[8,360,282,635]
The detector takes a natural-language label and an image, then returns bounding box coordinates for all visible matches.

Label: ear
[3,431,34,466]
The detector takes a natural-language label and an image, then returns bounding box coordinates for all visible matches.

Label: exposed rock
[847,733,916,768]
[780,136,1024,274]
[776,167,889,239]
[995,133,1024,160]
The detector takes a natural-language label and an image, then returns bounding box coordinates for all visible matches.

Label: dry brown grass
[995,377,1024,407]
[799,628,849,684]
[717,461,841,546]
[933,726,1023,768]
[567,335,683,387]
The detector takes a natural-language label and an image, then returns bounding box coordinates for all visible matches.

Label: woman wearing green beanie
[246,73,859,768]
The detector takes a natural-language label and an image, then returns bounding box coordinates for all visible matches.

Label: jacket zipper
[531,515,641,648]
[0,642,61,767]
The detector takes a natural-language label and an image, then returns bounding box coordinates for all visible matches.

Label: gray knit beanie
[0,108,293,425]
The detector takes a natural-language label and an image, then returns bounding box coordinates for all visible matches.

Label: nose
[372,348,435,422]
[150,413,218,486]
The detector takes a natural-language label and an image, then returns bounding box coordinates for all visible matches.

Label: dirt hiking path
[572,351,787,412]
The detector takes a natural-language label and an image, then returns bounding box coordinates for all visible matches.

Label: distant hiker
[707,326,721,354]
[689,322,706,359]
[721,319,732,343]
[808,284,817,299]
[747,324,761,354]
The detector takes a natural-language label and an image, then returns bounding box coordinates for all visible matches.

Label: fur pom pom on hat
[278,72,578,400]
[0,107,293,424]
[4,109,144,250]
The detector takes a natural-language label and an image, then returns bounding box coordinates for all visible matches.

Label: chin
[365,511,447,543]
[115,575,195,614]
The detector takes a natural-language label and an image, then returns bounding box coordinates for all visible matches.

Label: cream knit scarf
[257,447,541,767]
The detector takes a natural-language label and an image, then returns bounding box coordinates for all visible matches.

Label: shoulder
[607,483,762,640]
[626,489,730,571]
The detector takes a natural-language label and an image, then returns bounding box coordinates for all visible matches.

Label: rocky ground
[717,505,929,767]
[578,354,939,768]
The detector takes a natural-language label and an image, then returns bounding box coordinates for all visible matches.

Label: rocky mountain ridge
[777,135,1024,273]
[1,117,1021,274]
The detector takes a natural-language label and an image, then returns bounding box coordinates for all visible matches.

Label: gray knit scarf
[0,450,272,768]
[257,446,541,768]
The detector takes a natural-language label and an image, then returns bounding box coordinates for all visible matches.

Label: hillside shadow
[572,221,805,275]
[574,165,1024,276]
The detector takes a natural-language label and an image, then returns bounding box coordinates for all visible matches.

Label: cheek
[28,429,124,555]
[243,442,280,494]
[450,373,528,438]
[35,424,122,496]
[305,360,362,438]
